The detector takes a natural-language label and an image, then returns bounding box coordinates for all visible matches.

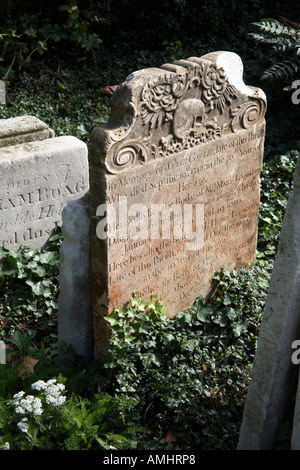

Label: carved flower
[153,84,177,112]
[141,74,188,130]
[201,64,228,109]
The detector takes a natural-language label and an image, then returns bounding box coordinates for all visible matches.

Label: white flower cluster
[13,391,43,416]
[13,379,67,434]
[31,379,66,407]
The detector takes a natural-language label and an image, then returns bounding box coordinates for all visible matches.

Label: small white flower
[3,442,10,450]
[54,395,66,406]
[46,386,58,397]
[45,394,66,406]
[13,391,25,403]
[46,383,65,397]
[15,406,26,414]
[19,395,34,413]
[46,379,57,386]
[32,397,43,415]
[17,417,29,433]
[45,394,55,405]
[31,380,47,391]
[14,379,66,416]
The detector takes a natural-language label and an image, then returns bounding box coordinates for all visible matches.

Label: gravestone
[0,116,88,251]
[58,192,94,364]
[89,51,266,360]
[238,154,300,450]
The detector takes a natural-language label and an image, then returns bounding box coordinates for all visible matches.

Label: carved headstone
[0,120,88,251]
[89,51,266,360]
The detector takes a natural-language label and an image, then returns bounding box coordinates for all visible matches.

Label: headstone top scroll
[90,51,266,175]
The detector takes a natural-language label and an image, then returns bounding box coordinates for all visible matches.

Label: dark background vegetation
[1,0,300,78]
[1,0,300,148]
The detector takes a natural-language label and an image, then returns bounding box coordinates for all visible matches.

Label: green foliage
[0,66,111,143]
[258,150,298,260]
[0,227,62,352]
[0,372,139,450]
[1,0,299,80]
[103,274,270,449]
[0,0,109,79]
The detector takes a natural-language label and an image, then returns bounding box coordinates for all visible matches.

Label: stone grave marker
[58,192,94,364]
[238,154,300,450]
[0,116,88,252]
[89,51,267,360]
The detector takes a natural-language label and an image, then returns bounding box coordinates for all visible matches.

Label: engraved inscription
[0,137,88,250]
[102,123,264,311]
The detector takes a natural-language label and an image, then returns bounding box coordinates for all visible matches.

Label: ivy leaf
[213,313,227,327]
[223,292,233,306]
[105,314,120,327]
[227,307,239,320]
[39,251,59,265]
[232,322,248,337]
[196,305,215,323]
[142,352,161,367]
[25,278,52,296]
[0,256,18,275]
[124,334,135,343]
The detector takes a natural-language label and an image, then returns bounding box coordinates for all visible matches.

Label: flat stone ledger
[0,135,88,251]
[89,51,266,360]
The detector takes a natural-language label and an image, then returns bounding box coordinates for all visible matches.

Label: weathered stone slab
[58,192,94,364]
[0,80,6,105]
[291,369,300,449]
[0,115,54,147]
[237,154,300,450]
[89,51,266,360]
[0,135,88,251]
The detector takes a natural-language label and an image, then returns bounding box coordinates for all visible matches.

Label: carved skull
[173,98,206,140]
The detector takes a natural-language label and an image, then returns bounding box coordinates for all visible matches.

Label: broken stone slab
[58,191,94,364]
[88,50,267,360]
[0,135,88,252]
[0,115,54,147]
[237,153,300,450]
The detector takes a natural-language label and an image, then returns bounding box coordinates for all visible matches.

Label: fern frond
[261,59,300,81]
[249,32,278,44]
[252,20,298,38]
[251,18,300,86]
[273,37,299,52]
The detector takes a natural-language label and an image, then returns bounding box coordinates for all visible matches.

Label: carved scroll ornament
[102,52,266,174]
